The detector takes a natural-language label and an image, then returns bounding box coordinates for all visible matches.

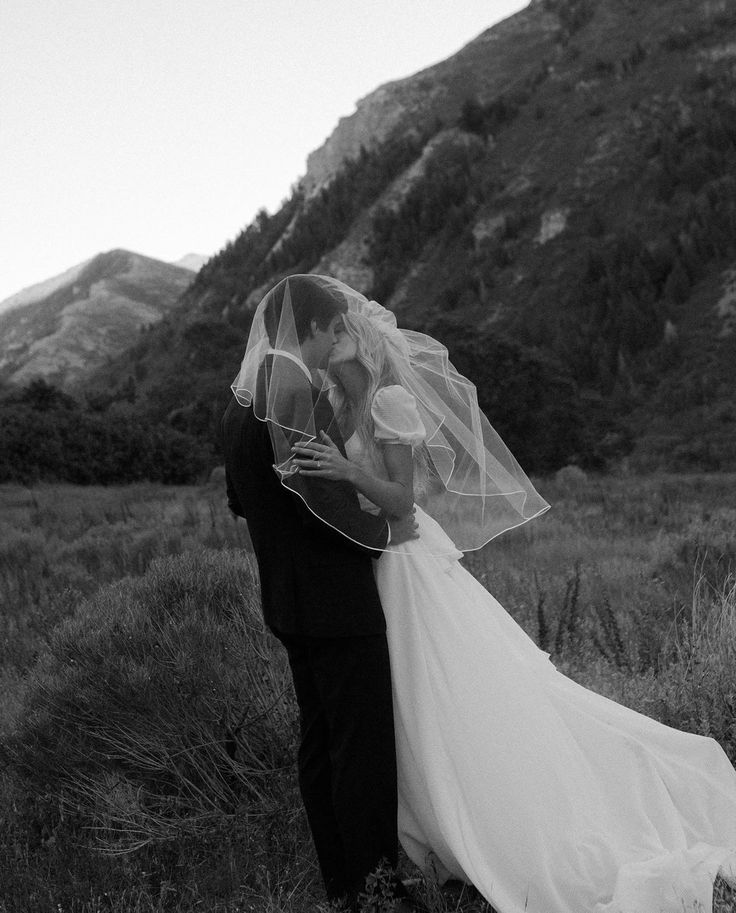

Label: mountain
[301,1,557,197]
[0,259,94,316]
[0,250,194,389]
[49,0,736,472]
[173,253,209,272]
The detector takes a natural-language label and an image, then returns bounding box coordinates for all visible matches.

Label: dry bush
[0,548,311,912]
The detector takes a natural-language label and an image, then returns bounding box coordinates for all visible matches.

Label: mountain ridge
[0,259,94,317]
[6,0,736,475]
[303,4,557,196]
[0,250,194,389]
[95,0,736,472]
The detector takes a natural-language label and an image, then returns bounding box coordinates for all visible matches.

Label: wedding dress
[348,386,736,913]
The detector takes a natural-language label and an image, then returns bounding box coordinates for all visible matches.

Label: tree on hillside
[14,378,77,412]
[426,319,615,471]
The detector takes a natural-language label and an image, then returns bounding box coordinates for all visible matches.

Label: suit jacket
[222,354,389,638]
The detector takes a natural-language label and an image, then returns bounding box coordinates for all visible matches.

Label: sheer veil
[231,274,549,553]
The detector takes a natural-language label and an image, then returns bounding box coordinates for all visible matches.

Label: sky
[0,0,527,303]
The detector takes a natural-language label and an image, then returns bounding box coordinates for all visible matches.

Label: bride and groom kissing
[222,274,736,913]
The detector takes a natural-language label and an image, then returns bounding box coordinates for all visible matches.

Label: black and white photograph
[2,2,736,912]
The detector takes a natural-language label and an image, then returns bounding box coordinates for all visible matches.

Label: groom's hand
[388,509,419,545]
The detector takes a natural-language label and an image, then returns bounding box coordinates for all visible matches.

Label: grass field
[0,473,735,913]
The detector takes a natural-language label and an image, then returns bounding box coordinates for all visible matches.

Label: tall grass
[1,474,735,912]
[0,482,250,674]
[1,548,306,913]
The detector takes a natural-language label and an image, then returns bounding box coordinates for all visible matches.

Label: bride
[241,275,736,913]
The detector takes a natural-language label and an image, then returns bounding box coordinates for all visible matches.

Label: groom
[222,275,417,910]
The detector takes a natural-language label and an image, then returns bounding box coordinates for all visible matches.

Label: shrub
[0,396,211,485]
[1,549,302,909]
[5,549,296,837]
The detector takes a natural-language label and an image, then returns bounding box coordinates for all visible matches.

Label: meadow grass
[0,473,735,913]
[0,481,250,674]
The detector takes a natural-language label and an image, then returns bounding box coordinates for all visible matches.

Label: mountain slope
[0,250,194,389]
[88,0,736,472]
[302,4,559,194]
[0,258,93,316]
[173,253,209,272]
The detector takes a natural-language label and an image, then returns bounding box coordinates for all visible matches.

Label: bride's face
[329,320,359,366]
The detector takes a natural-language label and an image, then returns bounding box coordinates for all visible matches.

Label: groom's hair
[264,275,347,345]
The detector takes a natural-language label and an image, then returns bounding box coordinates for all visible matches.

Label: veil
[231,274,549,554]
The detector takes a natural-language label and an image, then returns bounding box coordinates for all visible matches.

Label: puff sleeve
[371,385,426,446]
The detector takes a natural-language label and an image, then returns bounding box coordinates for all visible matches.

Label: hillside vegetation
[0,379,209,485]
[75,0,736,478]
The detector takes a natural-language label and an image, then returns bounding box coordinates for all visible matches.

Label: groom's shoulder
[265,354,315,400]
[222,395,250,434]
[265,351,309,381]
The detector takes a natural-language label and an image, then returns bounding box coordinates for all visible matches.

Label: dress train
[374,507,736,913]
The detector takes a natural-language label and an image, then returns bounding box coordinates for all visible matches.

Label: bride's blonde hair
[330,311,430,493]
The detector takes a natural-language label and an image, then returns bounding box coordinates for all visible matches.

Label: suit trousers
[278,631,399,903]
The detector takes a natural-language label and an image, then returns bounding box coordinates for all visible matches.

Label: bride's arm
[291,432,415,518]
[350,441,415,517]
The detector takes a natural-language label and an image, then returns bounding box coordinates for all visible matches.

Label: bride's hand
[291,431,354,482]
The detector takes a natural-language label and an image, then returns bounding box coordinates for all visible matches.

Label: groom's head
[263,275,347,368]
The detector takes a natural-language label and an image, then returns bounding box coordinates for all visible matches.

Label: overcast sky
[0,0,527,303]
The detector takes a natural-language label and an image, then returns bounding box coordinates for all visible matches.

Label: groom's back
[221,389,386,639]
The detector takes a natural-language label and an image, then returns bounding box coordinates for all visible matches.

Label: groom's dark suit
[222,353,398,902]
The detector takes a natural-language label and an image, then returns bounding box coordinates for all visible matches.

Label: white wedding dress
[347,386,736,913]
